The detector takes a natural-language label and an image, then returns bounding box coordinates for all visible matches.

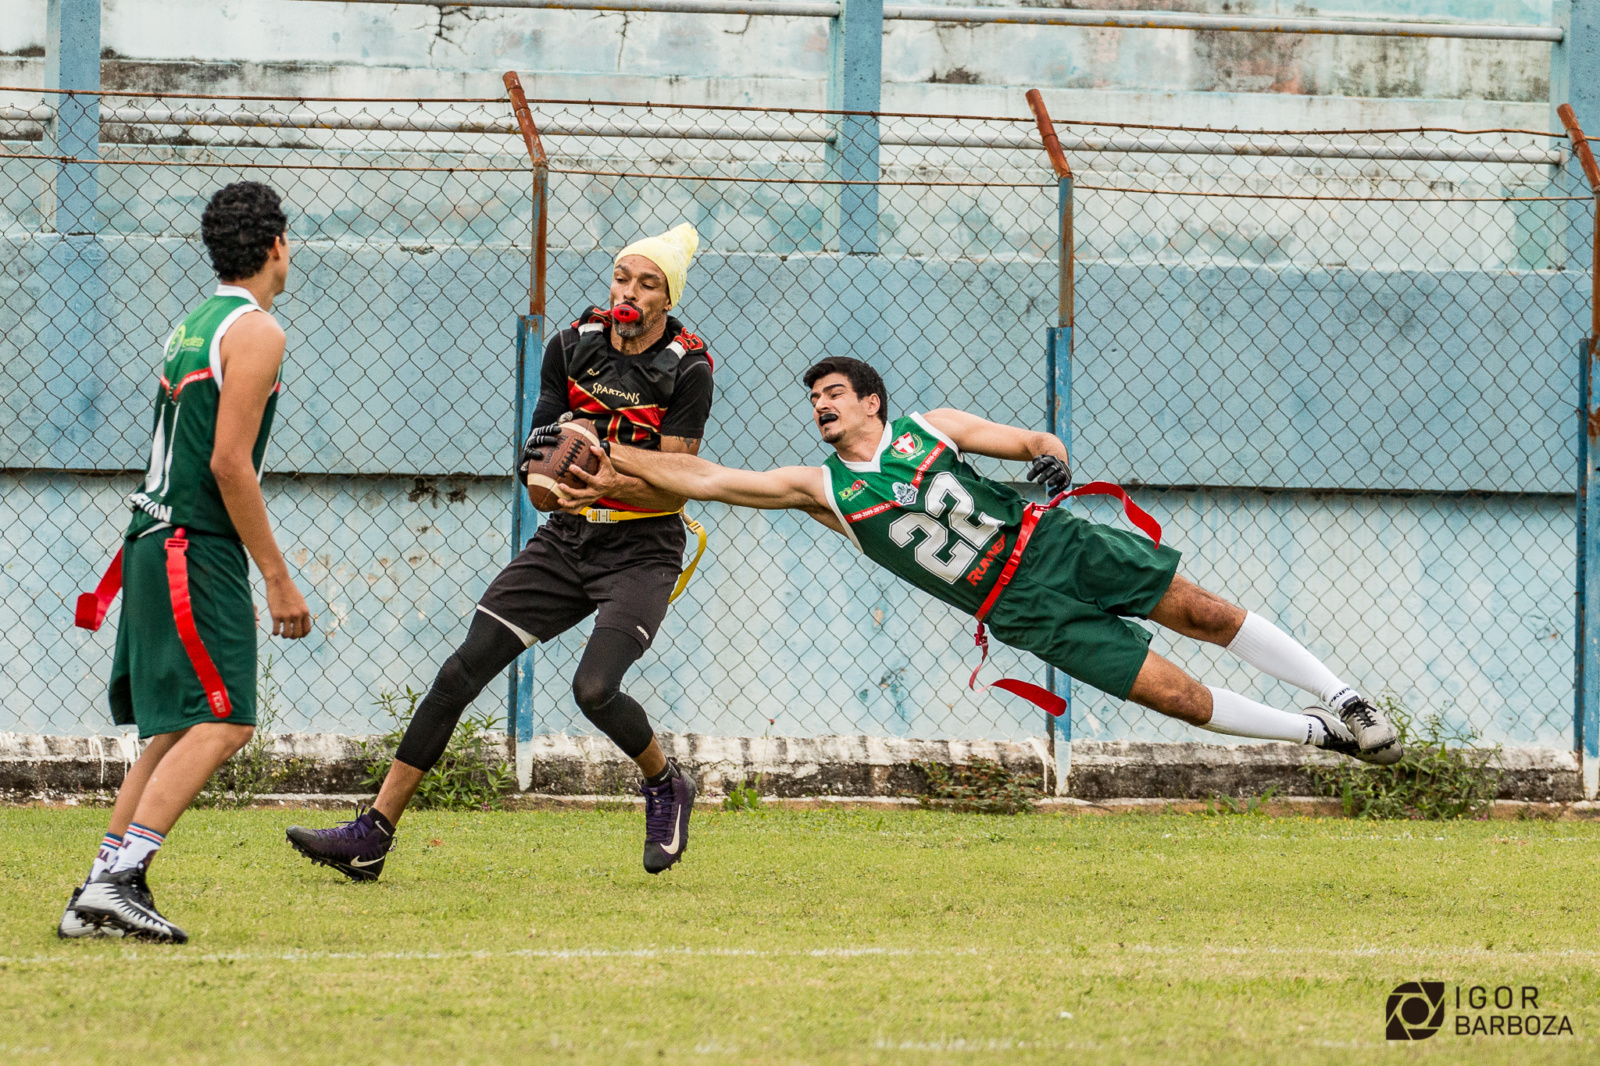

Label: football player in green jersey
[62,183,313,942]
[594,355,1401,763]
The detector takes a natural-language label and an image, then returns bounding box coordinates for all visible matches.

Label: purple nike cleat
[286,808,395,882]
[640,759,695,875]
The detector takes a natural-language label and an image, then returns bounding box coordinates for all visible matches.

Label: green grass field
[2,807,1598,1064]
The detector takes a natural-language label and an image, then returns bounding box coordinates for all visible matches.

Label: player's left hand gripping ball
[1026,454,1072,497]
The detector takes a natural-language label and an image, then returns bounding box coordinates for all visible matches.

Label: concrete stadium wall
[0,0,1561,128]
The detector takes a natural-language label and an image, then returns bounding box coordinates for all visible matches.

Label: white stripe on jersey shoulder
[909,412,960,457]
[819,463,863,552]
[667,340,685,358]
[208,284,265,388]
[836,420,894,474]
[577,322,605,334]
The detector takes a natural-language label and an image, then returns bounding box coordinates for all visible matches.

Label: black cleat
[286,808,394,882]
[640,759,695,875]
[73,868,187,943]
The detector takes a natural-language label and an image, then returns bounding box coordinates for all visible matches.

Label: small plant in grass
[722,717,774,812]
[913,757,1042,815]
[197,655,301,808]
[1205,785,1280,816]
[361,686,513,811]
[1307,695,1501,820]
[722,782,763,811]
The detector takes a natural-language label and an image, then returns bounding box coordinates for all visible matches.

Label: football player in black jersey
[287,224,710,878]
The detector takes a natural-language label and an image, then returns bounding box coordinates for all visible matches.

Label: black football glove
[518,412,572,471]
[1026,454,1072,497]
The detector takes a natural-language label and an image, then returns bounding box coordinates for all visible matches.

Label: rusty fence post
[1559,102,1600,798]
[504,70,550,790]
[1027,88,1073,796]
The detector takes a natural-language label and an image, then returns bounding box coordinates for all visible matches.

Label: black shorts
[476,512,686,652]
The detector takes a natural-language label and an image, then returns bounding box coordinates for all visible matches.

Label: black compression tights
[393,615,656,772]
[568,628,655,759]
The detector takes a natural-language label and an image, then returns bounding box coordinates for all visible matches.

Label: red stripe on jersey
[846,501,896,523]
[843,443,947,523]
[172,368,213,397]
[912,443,945,486]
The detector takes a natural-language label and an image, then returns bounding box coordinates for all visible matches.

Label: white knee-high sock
[1202,687,1323,745]
[1226,612,1358,709]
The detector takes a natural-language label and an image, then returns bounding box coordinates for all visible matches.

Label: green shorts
[984,508,1181,700]
[109,530,258,739]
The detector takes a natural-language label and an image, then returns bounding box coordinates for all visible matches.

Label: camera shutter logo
[1387,982,1446,1040]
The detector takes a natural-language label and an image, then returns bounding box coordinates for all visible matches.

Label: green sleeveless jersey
[821,414,1026,616]
[126,286,281,540]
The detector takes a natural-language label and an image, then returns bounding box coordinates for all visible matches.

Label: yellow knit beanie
[616,223,699,307]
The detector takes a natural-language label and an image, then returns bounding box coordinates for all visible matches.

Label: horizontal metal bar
[1048,132,1564,166]
[0,105,1563,164]
[0,106,56,123]
[278,0,1561,40]
[285,0,840,14]
[881,6,1563,41]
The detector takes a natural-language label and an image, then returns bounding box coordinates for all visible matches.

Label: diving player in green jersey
[591,356,1402,763]
[61,183,313,942]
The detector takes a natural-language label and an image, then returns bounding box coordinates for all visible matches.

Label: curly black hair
[200,182,287,281]
[803,356,889,425]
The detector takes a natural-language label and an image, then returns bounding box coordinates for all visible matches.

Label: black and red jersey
[530,306,714,453]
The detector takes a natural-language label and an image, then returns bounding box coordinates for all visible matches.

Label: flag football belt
[966,482,1163,717]
[75,528,234,719]
[577,506,708,605]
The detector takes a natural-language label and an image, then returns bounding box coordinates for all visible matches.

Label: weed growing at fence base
[5,808,1598,1064]
[360,687,513,811]
[914,756,1043,813]
[1309,697,1503,820]
[196,657,300,809]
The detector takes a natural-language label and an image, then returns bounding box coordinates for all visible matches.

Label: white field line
[7,943,1600,967]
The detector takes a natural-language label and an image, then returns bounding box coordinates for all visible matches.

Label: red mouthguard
[611,304,641,323]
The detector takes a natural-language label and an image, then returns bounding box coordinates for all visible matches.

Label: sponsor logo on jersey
[164,325,186,363]
[891,432,923,457]
[966,532,1008,586]
[839,479,867,501]
[892,482,918,506]
[127,491,173,524]
[591,382,643,405]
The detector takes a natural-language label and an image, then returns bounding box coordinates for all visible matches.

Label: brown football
[525,421,603,512]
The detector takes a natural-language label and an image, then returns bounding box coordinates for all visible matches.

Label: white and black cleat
[1337,697,1403,764]
[1305,707,1361,757]
[73,868,188,943]
[57,884,123,939]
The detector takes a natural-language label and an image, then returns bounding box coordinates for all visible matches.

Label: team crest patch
[840,479,867,501]
[892,481,918,506]
[891,432,922,457]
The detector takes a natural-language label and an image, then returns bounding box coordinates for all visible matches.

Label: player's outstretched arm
[213,312,312,639]
[610,445,843,531]
[922,407,1067,465]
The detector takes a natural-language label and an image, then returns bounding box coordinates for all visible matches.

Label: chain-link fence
[2,89,533,737]
[2,84,1594,750]
[1032,111,1596,748]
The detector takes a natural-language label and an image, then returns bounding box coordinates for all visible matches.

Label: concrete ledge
[0,732,1584,804]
